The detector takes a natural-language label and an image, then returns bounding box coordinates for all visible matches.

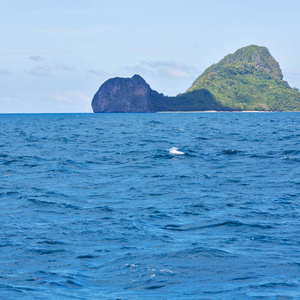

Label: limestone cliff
[92,75,151,113]
[92,45,300,112]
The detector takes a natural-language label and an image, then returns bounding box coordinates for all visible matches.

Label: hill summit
[92,45,300,112]
[186,45,300,111]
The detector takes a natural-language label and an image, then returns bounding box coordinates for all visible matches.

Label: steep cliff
[92,75,151,113]
[92,75,230,112]
[92,45,300,112]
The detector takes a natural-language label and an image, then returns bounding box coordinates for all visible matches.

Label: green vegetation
[94,45,300,112]
[184,45,300,111]
[149,89,233,111]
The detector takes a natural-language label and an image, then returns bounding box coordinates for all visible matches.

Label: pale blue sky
[1,0,299,113]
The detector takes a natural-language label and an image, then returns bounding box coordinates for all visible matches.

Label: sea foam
[169,147,184,155]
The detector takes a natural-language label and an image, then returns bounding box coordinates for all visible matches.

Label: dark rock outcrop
[92,45,300,112]
[92,75,151,113]
[91,74,226,112]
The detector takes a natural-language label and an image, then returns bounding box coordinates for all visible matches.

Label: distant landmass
[92,45,300,112]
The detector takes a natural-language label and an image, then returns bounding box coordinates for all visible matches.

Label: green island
[92,45,300,112]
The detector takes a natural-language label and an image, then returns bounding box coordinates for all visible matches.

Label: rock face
[92,75,151,113]
[92,45,300,112]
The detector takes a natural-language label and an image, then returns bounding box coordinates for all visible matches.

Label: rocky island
[92,45,300,112]
[92,75,151,113]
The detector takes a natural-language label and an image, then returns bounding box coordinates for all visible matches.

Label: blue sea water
[0,112,300,299]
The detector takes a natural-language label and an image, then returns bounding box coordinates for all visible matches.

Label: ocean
[0,112,299,299]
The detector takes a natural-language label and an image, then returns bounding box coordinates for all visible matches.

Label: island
[92,45,300,112]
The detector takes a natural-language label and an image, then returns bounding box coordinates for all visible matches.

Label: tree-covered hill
[92,45,300,112]
[185,45,300,111]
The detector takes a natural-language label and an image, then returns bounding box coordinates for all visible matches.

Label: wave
[169,147,185,155]
[162,221,274,232]
[1,113,300,299]
[27,198,81,211]
[222,149,241,155]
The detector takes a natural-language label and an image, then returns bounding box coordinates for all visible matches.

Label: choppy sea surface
[0,112,300,299]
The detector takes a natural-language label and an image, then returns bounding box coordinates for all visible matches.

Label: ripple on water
[0,113,300,299]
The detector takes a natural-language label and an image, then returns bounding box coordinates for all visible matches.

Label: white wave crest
[169,147,184,155]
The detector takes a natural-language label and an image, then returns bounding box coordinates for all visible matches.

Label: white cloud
[26,66,51,77]
[87,69,108,77]
[57,64,77,72]
[118,65,153,78]
[55,90,90,103]
[0,93,20,103]
[25,63,77,76]
[164,68,190,79]
[2,97,15,102]
[0,68,10,75]
[141,61,195,79]
[54,90,92,112]
[0,93,28,113]
[29,55,44,61]
[119,61,196,79]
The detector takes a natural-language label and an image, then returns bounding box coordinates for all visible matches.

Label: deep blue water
[0,112,300,299]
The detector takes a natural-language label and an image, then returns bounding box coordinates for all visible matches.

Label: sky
[1,0,300,113]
